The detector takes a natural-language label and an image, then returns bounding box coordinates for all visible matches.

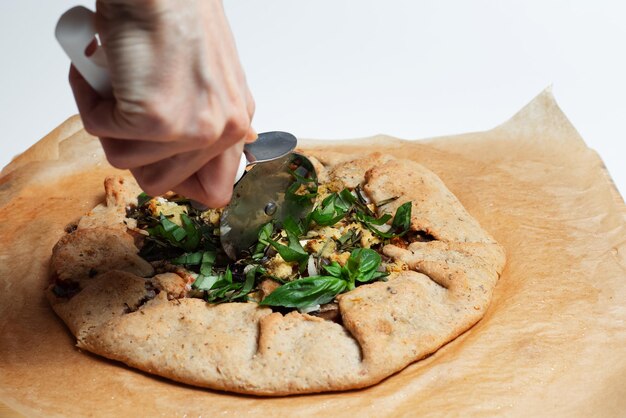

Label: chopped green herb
[268,228,309,270]
[375,195,400,207]
[137,192,152,207]
[391,202,412,233]
[308,190,355,227]
[252,222,273,259]
[131,178,409,313]
[171,251,204,265]
[335,228,362,252]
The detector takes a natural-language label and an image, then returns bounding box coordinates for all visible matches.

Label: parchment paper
[1,89,624,417]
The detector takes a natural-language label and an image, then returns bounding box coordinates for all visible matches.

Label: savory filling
[127,175,415,316]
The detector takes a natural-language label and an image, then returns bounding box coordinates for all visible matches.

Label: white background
[1,1,624,196]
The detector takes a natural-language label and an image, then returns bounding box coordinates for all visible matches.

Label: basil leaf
[171,251,204,265]
[282,216,304,237]
[192,274,220,291]
[224,267,233,283]
[252,222,274,258]
[356,210,392,226]
[345,248,382,286]
[322,261,343,278]
[200,251,216,276]
[371,270,390,281]
[338,189,357,207]
[234,265,259,298]
[259,276,348,309]
[285,170,318,205]
[267,227,309,270]
[268,238,309,265]
[160,216,187,242]
[309,191,353,226]
[356,202,412,239]
[391,202,412,233]
[180,214,201,251]
[137,192,152,207]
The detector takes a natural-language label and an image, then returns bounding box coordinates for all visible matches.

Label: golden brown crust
[51,227,154,281]
[47,152,505,395]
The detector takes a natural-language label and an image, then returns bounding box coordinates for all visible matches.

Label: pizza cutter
[56,6,317,259]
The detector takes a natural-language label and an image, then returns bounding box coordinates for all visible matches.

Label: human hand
[69,0,255,207]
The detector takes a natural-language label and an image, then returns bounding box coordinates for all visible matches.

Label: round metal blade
[244,131,297,163]
[220,153,317,259]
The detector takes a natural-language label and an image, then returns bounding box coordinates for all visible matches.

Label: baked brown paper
[1,89,624,417]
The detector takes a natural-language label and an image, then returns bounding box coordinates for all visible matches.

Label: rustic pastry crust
[47,153,506,395]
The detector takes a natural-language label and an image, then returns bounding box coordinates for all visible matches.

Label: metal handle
[56,6,112,98]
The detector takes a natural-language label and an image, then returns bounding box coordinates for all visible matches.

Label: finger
[131,135,242,196]
[244,127,258,144]
[69,65,102,118]
[170,142,244,208]
[69,66,138,139]
[99,135,226,169]
[242,85,256,144]
[131,112,251,190]
[69,66,166,141]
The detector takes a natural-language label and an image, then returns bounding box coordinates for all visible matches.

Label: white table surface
[1,1,624,197]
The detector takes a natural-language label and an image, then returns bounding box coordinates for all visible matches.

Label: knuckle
[195,124,220,147]
[143,108,175,139]
[223,111,250,141]
[122,101,177,141]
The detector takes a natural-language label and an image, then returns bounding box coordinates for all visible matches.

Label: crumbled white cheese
[265,253,296,279]
[200,208,222,226]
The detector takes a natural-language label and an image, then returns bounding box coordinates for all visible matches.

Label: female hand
[69,0,256,207]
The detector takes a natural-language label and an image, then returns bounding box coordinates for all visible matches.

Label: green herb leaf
[391,202,412,233]
[356,210,392,226]
[259,276,348,309]
[252,222,274,259]
[268,237,308,266]
[344,248,383,288]
[180,214,201,251]
[161,216,187,241]
[192,274,220,291]
[200,251,217,276]
[308,191,355,227]
[322,261,343,278]
[375,195,399,207]
[137,192,152,207]
[282,216,304,237]
[336,228,362,252]
[171,251,204,265]
[283,161,318,219]
[356,202,412,239]
[223,267,233,283]
[267,225,309,271]
[233,265,259,298]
